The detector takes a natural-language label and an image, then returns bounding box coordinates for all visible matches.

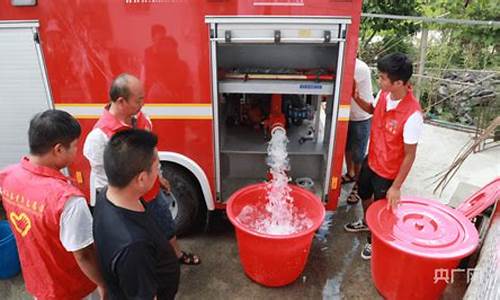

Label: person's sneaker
[344,219,369,232]
[361,243,372,260]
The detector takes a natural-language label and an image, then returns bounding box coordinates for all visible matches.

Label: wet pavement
[0,193,468,300]
[1,124,497,299]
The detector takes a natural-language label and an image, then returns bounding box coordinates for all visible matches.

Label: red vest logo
[385,119,398,135]
[9,212,32,237]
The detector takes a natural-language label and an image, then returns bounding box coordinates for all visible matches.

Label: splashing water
[237,127,313,235]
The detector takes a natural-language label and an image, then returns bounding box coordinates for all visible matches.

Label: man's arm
[83,129,106,169]
[352,81,375,114]
[74,245,108,299]
[83,129,109,205]
[60,197,107,299]
[386,112,424,209]
[386,143,417,210]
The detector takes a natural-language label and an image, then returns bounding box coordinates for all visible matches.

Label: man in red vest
[343,53,424,260]
[83,73,200,265]
[0,110,106,299]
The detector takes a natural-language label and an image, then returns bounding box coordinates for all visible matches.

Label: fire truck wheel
[161,163,205,236]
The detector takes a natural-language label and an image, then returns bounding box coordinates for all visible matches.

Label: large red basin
[226,183,325,287]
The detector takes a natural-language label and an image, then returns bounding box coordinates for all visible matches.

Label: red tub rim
[367,197,479,260]
[226,183,325,240]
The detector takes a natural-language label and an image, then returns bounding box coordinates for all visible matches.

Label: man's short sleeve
[83,128,109,205]
[355,60,374,104]
[60,197,93,252]
[83,128,108,168]
[403,112,424,144]
[114,242,158,300]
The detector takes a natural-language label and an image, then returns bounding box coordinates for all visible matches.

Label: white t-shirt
[350,59,375,121]
[59,196,93,252]
[83,112,153,206]
[83,128,109,206]
[373,91,424,144]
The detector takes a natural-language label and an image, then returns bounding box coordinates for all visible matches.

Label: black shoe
[344,219,369,232]
[361,243,372,260]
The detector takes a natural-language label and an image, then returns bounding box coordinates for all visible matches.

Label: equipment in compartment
[263,94,286,137]
[298,127,315,144]
[283,94,314,126]
[224,93,269,131]
[223,93,315,140]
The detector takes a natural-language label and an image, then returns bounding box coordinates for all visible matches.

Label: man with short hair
[0,110,106,300]
[84,73,148,207]
[84,73,200,265]
[93,129,180,299]
[344,53,424,260]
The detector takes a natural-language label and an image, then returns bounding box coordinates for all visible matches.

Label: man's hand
[97,285,108,300]
[385,143,418,211]
[73,244,107,299]
[158,175,171,193]
[386,185,401,211]
[351,80,374,114]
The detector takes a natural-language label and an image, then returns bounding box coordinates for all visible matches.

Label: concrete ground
[1,124,498,299]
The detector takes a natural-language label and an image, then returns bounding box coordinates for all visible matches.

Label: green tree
[422,0,499,69]
[359,0,422,63]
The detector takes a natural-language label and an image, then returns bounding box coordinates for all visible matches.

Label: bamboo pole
[432,116,500,195]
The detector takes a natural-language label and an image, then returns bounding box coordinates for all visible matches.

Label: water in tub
[236,128,313,235]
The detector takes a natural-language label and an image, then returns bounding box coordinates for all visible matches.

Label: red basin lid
[366,197,478,259]
[456,177,500,220]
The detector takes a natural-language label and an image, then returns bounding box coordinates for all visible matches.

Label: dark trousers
[358,159,394,243]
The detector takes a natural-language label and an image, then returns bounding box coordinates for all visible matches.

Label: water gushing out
[237,127,313,235]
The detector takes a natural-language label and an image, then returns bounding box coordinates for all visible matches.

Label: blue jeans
[145,190,176,240]
[346,119,371,164]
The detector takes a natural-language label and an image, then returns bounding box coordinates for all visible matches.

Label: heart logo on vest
[9,212,32,237]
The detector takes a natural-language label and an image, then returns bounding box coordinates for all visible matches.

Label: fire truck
[0,0,361,234]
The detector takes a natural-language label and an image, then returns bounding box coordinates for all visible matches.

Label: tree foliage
[359,0,422,63]
[359,0,499,126]
[359,0,499,69]
[422,0,499,69]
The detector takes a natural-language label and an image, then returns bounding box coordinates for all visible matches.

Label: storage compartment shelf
[219,79,333,95]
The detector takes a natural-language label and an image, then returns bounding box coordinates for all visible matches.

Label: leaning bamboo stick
[432,116,500,195]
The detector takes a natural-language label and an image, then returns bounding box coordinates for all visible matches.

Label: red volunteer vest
[367,88,422,179]
[0,157,96,300]
[94,106,160,201]
[93,105,152,137]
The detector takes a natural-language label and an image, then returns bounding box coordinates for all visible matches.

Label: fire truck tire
[161,163,205,236]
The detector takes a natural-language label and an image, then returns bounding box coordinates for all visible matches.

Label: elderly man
[84,73,200,265]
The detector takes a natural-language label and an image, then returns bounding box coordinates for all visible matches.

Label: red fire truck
[0,0,361,234]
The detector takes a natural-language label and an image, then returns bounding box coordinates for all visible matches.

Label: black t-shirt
[93,190,180,300]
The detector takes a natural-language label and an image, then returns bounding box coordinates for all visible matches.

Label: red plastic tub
[367,197,479,300]
[366,177,500,300]
[226,183,325,287]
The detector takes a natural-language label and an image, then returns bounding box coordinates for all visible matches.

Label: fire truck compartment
[217,92,333,201]
[208,16,347,203]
